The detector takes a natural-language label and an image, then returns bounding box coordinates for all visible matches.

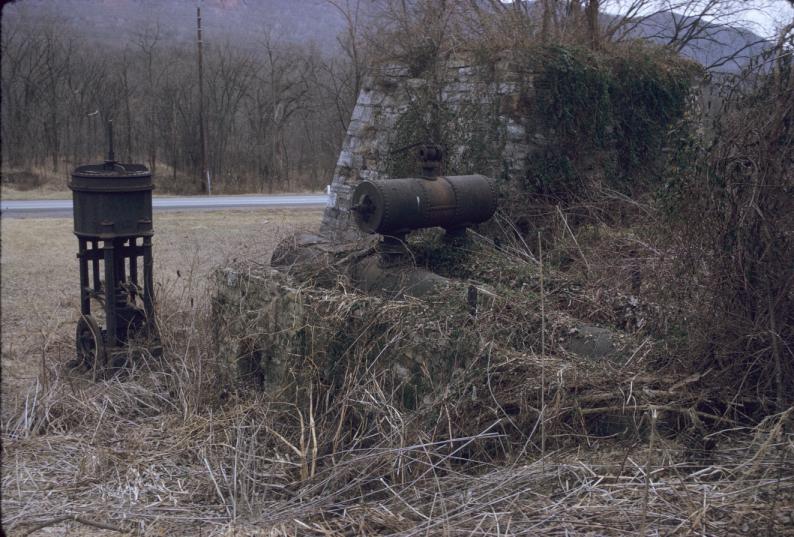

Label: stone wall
[319,54,542,241]
[318,51,706,242]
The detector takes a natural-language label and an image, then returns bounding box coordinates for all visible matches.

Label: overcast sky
[501,0,793,38]
[743,0,793,37]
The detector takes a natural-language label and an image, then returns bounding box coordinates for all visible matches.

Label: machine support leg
[104,240,117,348]
[78,239,90,315]
[116,238,126,286]
[92,240,101,292]
[143,236,154,324]
[129,238,138,300]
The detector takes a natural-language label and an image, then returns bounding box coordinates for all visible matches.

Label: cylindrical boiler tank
[351,175,497,235]
[70,163,153,239]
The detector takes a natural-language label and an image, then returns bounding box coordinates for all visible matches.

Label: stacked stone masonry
[320,55,544,241]
[319,53,711,242]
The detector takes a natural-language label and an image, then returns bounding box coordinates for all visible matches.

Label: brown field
[1,187,74,200]
[2,208,791,536]
[1,208,323,401]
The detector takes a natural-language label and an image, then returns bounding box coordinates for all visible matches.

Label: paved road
[1,194,329,218]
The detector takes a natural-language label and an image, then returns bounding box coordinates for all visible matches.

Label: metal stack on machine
[69,121,157,370]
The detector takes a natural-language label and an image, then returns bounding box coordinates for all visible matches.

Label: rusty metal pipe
[351,175,497,235]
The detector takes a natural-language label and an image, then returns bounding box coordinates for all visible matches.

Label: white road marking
[1,194,329,217]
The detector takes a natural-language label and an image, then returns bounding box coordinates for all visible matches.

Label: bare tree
[205,42,255,184]
[134,23,164,172]
[602,0,773,69]
[326,0,367,113]
[586,0,601,48]
[40,26,73,173]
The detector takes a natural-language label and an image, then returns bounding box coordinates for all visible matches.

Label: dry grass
[3,222,790,536]
[1,208,792,535]
[5,402,792,536]
[1,187,74,200]
[1,164,71,195]
[0,209,322,400]
[2,304,792,536]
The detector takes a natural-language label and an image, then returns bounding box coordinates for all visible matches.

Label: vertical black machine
[69,121,157,370]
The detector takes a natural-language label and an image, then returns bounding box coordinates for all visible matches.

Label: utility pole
[196,5,211,194]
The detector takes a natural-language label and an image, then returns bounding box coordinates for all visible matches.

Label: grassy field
[1,187,74,200]
[1,208,322,400]
[1,208,791,536]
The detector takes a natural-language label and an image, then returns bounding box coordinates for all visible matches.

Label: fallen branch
[21,514,135,536]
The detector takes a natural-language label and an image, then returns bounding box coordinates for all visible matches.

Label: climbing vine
[385,83,504,178]
[380,43,699,204]
[528,44,700,198]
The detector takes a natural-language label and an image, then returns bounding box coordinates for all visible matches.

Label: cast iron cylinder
[351,175,497,235]
[70,162,154,239]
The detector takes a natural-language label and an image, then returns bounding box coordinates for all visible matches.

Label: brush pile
[213,230,728,441]
[2,228,793,536]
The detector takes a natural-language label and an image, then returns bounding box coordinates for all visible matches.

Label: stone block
[456,66,474,80]
[357,88,374,107]
[441,90,464,103]
[213,248,478,405]
[506,121,526,142]
[350,104,375,124]
[496,82,519,95]
[379,63,411,78]
[347,119,366,136]
[445,82,478,94]
[336,150,352,168]
[349,154,364,169]
[331,182,353,197]
[349,133,363,150]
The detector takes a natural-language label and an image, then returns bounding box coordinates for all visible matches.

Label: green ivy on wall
[385,86,504,179]
[380,43,699,202]
[530,44,700,198]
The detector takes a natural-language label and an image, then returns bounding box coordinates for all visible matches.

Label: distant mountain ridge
[628,10,770,71]
[2,0,770,71]
[2,0,348,52]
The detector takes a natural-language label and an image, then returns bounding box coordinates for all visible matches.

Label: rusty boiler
[347,145,498,298]
[351,145,497,236]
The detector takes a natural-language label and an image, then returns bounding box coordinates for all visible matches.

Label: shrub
[671,53,793,411]
[527,44,700,200]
